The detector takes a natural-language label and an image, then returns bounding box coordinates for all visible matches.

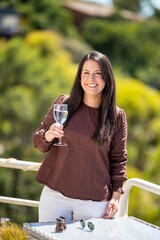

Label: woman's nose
[90,73,96,81]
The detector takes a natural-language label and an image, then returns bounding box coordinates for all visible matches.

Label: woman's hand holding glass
[45,123,64,143]
[45,104,68,145]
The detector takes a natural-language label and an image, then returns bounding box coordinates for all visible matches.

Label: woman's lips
[87,84,97,88]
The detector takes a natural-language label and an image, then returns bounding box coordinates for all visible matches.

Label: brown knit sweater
[33,99,128,201]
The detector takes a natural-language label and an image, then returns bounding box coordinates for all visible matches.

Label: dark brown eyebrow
[83,69,101,72]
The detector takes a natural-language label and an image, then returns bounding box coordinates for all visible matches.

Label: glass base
[54,142,67,147]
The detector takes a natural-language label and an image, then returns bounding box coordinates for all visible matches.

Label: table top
[23,216,160,240]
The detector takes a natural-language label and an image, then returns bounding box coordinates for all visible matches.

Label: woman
[33,51,128,223]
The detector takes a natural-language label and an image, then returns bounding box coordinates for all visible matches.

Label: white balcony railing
[119,178,160,217]
[0,157,40,207]
[0,157,160,216]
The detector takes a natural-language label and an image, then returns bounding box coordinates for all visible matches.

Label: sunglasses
[80,219,94,231]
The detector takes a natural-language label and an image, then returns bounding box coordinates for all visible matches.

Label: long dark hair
[65,51,117,144]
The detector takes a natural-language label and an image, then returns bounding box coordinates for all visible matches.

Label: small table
[23,216,160,240]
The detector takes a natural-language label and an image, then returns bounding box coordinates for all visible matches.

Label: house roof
[63,1,145,21]
[63,1,114,18]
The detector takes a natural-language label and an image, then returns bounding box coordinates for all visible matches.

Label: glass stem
[59,137,62,144]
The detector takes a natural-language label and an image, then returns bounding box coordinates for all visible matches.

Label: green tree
[82,19,160,90]
[116,76,160,226]
[153,7,160,19]
[0,30,76,223]
[113,0,141,12]
[116,76,160,177]
[0,0,78,36]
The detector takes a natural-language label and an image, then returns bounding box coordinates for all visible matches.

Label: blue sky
[151,0,160,8]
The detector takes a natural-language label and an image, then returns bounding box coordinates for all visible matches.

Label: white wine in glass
[53,104,68,146]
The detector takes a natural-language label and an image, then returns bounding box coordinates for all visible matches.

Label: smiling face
[81,60,105,106]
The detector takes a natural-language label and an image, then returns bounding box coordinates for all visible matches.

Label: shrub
[0,223,29,240]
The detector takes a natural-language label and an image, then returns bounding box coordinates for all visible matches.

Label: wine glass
[53,104,68,146]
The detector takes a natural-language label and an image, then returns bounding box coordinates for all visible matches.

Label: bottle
[55,218,64,232]
[60,216,67,230]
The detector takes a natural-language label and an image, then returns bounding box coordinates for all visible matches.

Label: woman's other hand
[103,191,121,219]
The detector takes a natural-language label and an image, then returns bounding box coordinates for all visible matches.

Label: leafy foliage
[113,0,141,12]
[0,30,75,151]
[82,19,160,90]
[0,0,78,36]
[117,76,160,176]
[0,31,76,222]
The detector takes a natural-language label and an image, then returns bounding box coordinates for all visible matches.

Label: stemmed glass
[53,104,68,146]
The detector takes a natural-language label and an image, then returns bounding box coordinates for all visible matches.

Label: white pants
[39,186,108,223]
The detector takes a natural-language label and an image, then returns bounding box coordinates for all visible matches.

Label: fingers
[103,204,118,219]
[45,123,64,142]
[103,208,116,219]
[50,123,64,138]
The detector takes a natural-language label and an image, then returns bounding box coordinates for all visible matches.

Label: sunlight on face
[81,60,105,101]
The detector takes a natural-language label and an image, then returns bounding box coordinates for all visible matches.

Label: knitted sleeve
[109,108,128,191]
[32,95,67,153]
